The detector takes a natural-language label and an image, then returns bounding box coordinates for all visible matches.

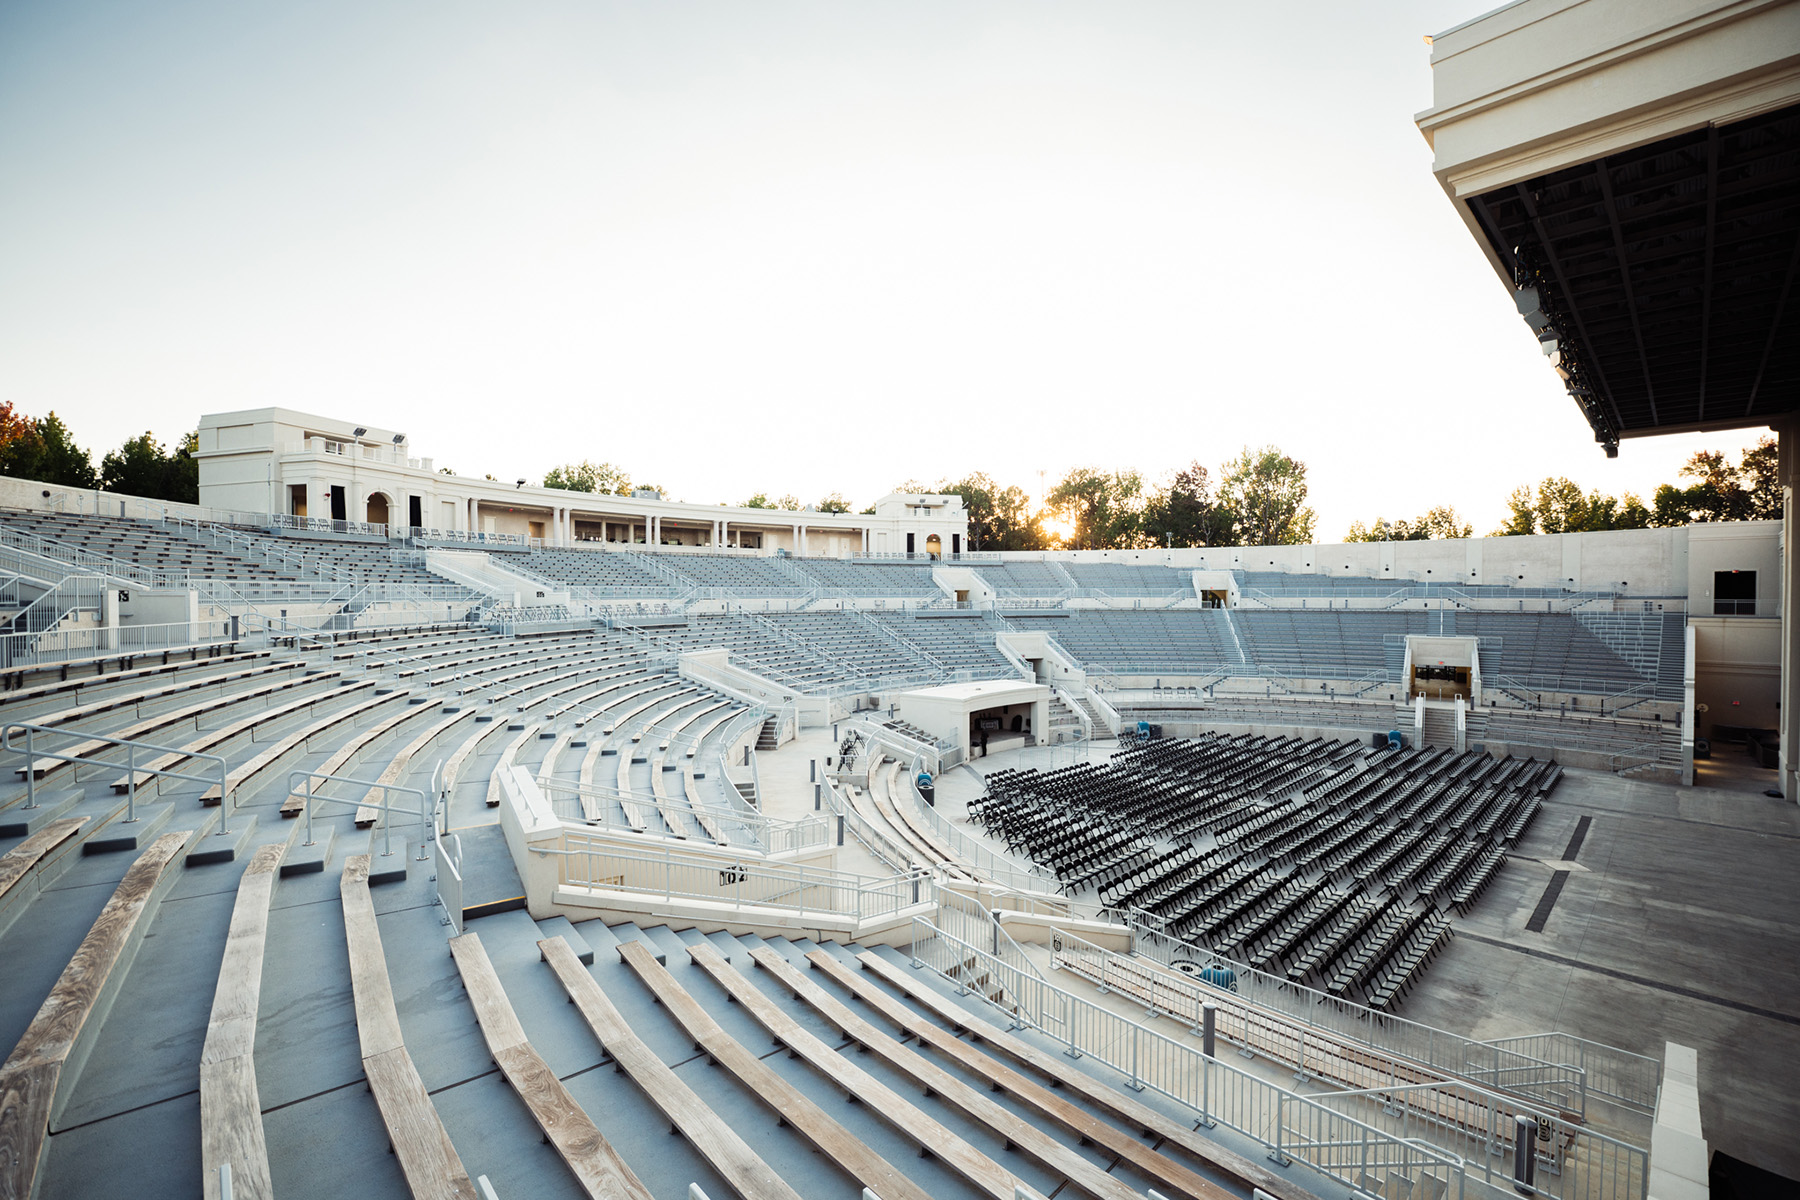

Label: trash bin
[918,784,935,807]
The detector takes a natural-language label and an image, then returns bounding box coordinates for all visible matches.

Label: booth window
[1714,570,1756,616]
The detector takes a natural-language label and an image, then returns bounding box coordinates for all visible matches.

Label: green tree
[1492,486,1537,536]
[815,493,852,514]
[1046,467,1148,549]
[1493,479,1650,534]
[1144,461,1234,547]
[775,494,801,511]
[742,492,774,509]
[938,472,1048,551]
[1216,446,1315,546]
[1345,517,1430,542]
[543,460,633,494]
[96,429,199,503]
[0,411,96,489]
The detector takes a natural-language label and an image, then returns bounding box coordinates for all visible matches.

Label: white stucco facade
[194,408,969,556]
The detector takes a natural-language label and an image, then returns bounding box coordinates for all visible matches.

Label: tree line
[0,403,199,503]
[0,408,1776,543]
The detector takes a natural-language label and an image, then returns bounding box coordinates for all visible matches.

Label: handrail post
[125,742,137,822]
[23,726,36,810]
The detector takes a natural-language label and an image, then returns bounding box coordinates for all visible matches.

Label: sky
[0,1,1768,538]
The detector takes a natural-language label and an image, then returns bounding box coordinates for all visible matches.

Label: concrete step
[185,810,260,867]
[0,787,84,838]
[83,802,175,855]
[535,915,594,964]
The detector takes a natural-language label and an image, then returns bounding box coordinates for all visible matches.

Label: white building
[194,407,970,557]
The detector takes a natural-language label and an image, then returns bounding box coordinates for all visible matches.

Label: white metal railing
[1121,919,1596,1119]
[437,832,464,936]
[1480,1034,1659,1116]
[409,526,530,548]
[0,618,236,670]
[267,512,391,539]
[4,720,238,828]
[817,770,916,871]
[542,830,935,923]
[908,918,1475,1200]
[1047,926,1642,1197]
[536,775,833,856]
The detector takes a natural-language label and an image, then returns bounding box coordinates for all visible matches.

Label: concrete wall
[1691,616,1781,736]
[1687,520,1781,617]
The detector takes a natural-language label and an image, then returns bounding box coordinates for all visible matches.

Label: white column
[1780,418,1799,802]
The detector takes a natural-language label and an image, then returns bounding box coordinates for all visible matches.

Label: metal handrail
[3,720,237,830]
[285,770,431,861]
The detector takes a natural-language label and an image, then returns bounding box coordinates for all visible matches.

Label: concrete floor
[773,731,1800,1180]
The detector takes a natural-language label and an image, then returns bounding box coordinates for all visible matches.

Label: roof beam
[1593,158,1660,425]
[1697,127,1718,423]
[1742,226,1800,418]
[1514,183,1628,438]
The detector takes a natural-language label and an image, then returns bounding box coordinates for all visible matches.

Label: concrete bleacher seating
[1061,562,1192,594]
[524,547,679,594]
[789,557,941,594]
[0,510,286,580]
[866,610,1020,677]
[1011,609,1239,674]
[973,561,1067,595]
[660,552,804,593]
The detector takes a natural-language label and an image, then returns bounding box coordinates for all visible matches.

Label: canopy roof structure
[1416,0,1800,455]
[1468,103,1799,452]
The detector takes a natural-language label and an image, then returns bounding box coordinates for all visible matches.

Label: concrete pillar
[1780,418,1799,803]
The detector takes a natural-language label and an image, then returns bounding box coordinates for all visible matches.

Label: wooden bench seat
[283,699,442,819]
[484,724,541,810]
[355,707,474,827]
[0,649,265,706]
[858,949,1347,1200]
[341,857,479,1200]
[448,931,652,1200]
[109,677,367,793]
[202,689,406,807]
[0,831,190,1200]
[685,942,1044,1200]
[199,843,284,1200]
[0,817,88,904]
[613,940,932,1200]
[749,947,1142,1200]
[803,949,1234,1200]
[27,661,302,735]
[540,937,801,1200]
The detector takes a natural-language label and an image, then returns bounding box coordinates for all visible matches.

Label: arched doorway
[925,533,942,560]
[366,492,391,527]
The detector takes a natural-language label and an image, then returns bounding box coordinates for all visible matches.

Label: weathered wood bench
[0,830,190,1200]
[448,931,652,1200]
[0,817,88,905]
[750,946,1142,1200]
[199,843,285,1200]
[685,942,1044,1200]
[613,940,932,1200]
[340,857,479,1200]
[541,937,801,1200]
[804,949,1237,1200]
[857,949,1319,1200]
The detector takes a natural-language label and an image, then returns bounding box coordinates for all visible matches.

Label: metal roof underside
[1468,102,1800,454]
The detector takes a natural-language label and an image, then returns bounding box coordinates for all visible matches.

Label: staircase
[756,715,780,750]
[1416,700,1460,751]
[1077,694,1114,737]
[1047,693,1086,742]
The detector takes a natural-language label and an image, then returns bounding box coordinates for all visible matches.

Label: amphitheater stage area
[918,744,1800,1178]
[1391,767,1800,1173]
